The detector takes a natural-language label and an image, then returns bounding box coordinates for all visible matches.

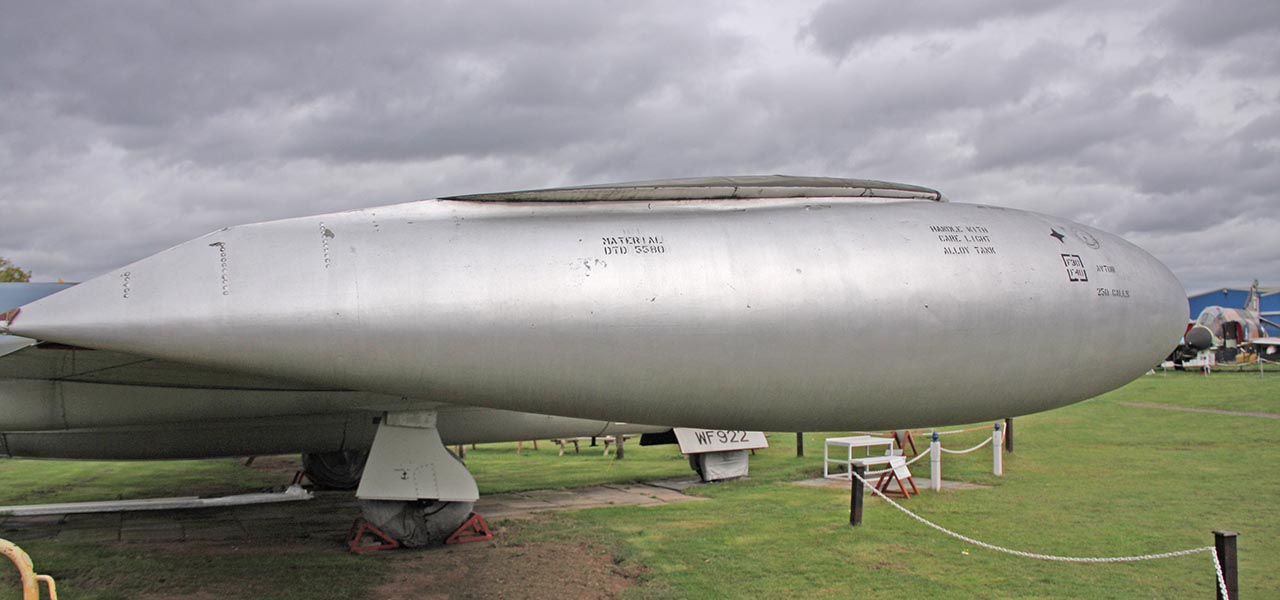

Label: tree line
[0,257,31,282]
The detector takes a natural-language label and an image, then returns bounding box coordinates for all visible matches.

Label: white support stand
[355,411,479,503]
[823,435,896,479]
[930,434,941,492]
[992,424,1004,477]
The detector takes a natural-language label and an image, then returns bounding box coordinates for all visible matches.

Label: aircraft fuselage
[3,182,1188,438]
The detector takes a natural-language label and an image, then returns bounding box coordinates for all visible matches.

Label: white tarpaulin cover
[697,450,749,481]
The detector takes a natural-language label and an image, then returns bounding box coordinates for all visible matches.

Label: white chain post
[993,422,1003,476]
[930,431,941,491]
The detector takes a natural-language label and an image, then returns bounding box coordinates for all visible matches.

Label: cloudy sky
[1,0,1277,294]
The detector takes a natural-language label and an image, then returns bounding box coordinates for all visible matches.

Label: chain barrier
[848,470,1229,597]
[900,447,931,466]
[938,435,992,455]
[853,425,990,437]
[928,425,992,436]
[861,446,932,478]
[1211,547,1231,600]
[854,429,991,478]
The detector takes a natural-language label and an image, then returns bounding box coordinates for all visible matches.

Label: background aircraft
[0,176,1187,545]
[1180,280,1277,357]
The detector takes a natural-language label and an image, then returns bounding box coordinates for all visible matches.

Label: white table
[824,435,897,479]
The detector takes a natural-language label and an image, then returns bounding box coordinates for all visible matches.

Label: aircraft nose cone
[1185,325,1214,351]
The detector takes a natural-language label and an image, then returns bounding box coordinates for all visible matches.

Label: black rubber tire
[688,454,704,479]
[301,449,368,490]
[358,499,475,547]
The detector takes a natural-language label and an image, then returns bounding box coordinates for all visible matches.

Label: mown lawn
[502,371,1278,598]
[2,370,1277,599]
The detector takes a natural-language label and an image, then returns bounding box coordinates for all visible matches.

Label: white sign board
[673,428,769,454]
[891,457,913,482]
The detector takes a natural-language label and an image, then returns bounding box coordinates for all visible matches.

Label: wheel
[301,449,368,490]
[358,499,475,547]
[688,454,704,479]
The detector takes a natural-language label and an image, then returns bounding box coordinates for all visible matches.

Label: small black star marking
[1050,229,1066,243]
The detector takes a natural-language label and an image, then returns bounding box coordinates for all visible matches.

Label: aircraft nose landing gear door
[355,411,478,546]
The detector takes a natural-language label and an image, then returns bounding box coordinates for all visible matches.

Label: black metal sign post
[796,432,804,457]
[1214,530,1238,600]
[849,464,866,526]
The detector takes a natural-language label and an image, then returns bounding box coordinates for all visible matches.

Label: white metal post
[993,423,1004,476]
[930,431,941,491]
[823,439,830,478]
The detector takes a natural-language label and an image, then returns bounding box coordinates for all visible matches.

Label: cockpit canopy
[445,175,945,203]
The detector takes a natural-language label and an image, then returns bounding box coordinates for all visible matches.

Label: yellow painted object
[1,538,58,600]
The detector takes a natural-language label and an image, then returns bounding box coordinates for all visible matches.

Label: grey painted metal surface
[0,397,663,459]
[0,485,312,517]
[1,177,1187,443]
[357,411,478,502]
[0,285,663,459]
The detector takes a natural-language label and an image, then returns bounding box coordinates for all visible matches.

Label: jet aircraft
[0,176,1188,544]
[1183,280,1277,352]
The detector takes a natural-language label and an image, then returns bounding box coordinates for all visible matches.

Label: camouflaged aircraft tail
[1245,279,1261,314]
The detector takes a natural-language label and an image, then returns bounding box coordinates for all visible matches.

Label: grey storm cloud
[800,0,1063,59]
[1151,0,1280,47]
[972,90,1194,173]
[0,0,1277,294]
[0,1,738,164]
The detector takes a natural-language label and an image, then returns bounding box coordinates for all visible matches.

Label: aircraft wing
[0,335,36,359]
[0,335,662,461]
[4,282,337,390]
[0,338,345,391]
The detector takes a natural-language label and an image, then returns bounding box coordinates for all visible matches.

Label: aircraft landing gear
[301,449,368,490]
[354,411,479,547]
[358,498,474,547]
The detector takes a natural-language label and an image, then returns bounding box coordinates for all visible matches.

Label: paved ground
[0,482,705,545]
[477,481,704,520]
[0,471,991,545]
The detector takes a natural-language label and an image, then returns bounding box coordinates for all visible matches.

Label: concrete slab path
[0,482,705,545]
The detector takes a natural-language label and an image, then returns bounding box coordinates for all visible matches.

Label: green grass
[0,458,386,600]
[1131,368,1280,412]
[3,543,384,600]
[2,370,1277,598]
[0,458,285,505]
[465,441,695,494]
[500,371,1279,598]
